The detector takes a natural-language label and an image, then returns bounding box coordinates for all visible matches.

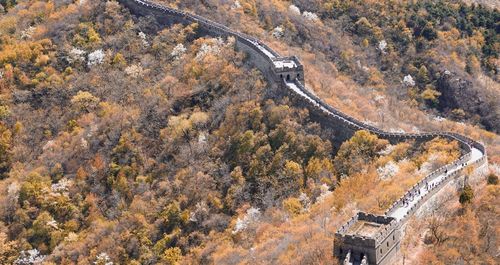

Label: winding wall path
[118,0,488,226]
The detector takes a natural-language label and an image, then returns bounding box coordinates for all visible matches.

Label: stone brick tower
[271,56,304,83]
[334,212,401,265]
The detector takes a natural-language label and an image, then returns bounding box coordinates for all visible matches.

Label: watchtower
[271,56,304,83]
[334,212,401,265]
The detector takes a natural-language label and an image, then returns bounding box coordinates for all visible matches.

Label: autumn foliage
[0,1,498,264]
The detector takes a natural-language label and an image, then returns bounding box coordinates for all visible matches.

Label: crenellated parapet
[271,56,304,82]
[117,1,488,264]
[334,212,400,265]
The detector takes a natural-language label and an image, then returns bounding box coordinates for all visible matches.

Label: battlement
[271,56,304,82]
[272,56,302,70]
[335,212,400,265]
[336,212,397,245]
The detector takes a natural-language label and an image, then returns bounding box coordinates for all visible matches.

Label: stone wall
[234,41,276,87]
[119,0,191,26]
[375,229,400,265]
[334,212,400,265]
[118,0,487,164]
[117,2,489,264]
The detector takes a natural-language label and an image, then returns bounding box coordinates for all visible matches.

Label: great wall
[118,1,489,264]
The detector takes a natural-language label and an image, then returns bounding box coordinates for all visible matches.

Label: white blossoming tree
[68,48,86,63]
[378,40,387,54]
[289,5,300,15]
[14,249,46,265]
[87,49,105,67]
[403,75,415,87]
[21,26,36,40]
[378,144,396,156]
[46,218,59,229]
[125,64,145,78]
[377,161,399,180]
[171,43,187,60]
[51,178,72,193]
[272,26,284,39]
[138,32,148,46]
[231,0,241,10]
[303,11,319,21]
[232,207,261,234]
[316,183,332,203]
[195,38,225,61]
[298,192,311,211]
[94,253,113,265]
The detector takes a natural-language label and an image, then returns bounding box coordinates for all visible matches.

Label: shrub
[486,173,498,185]
[162,247,182,265]
[459,184,474,205]
[282,197,302,216]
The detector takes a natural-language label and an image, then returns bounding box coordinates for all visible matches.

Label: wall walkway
[118,0,488,248]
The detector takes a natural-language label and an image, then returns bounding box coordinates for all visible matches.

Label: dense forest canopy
[168,0,500,131]
[0,0,498,264]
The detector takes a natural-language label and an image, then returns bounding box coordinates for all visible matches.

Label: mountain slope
[0,1,498,264]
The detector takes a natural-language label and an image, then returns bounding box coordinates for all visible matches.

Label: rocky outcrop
[437,71,499,132]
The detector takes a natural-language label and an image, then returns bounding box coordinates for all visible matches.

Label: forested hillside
[0,1,498,264]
